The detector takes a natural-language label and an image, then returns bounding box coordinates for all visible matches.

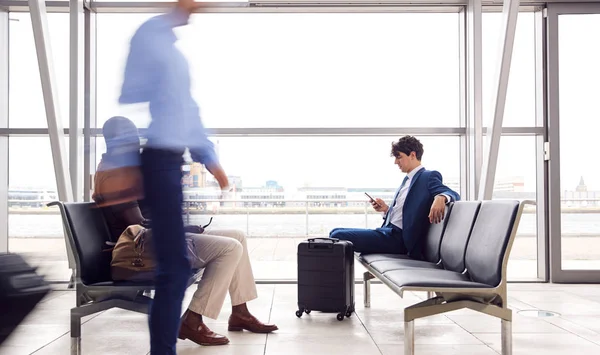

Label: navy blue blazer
[392,168,460,259]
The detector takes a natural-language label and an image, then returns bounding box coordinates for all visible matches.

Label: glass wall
[97,13,460,129]
[483,12,537,127]
[493,136,539,280]
[3,4,554,283]
[94,12,462,280]
[7,12,71,282]
[557,14,600,270]
[9,13,70,128]
[483,12,542,280]
[8,138,70,282]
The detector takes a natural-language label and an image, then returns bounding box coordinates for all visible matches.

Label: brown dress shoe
[178,311,229,346]
[228,313,278,333]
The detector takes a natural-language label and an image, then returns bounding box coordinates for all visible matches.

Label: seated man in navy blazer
[330,136,460,260]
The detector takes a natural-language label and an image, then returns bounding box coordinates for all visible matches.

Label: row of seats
[356,199,531,355]
[51,199,528,355]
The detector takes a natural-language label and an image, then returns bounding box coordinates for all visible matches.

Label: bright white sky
[7,11,600,192]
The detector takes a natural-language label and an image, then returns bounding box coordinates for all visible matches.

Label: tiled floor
[2,283,600,355]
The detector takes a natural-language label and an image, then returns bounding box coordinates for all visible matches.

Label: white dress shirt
[385,165,451,230]
[387,165,424,229]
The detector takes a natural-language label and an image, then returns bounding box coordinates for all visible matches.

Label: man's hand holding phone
[365,193,388,213]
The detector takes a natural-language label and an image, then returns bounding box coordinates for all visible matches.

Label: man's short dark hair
[391,136,424,161]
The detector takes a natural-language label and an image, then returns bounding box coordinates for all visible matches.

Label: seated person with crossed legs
[93,116,277,347]
[330,136,460,259]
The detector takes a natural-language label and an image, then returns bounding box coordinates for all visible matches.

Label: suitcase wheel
[305,309,311,314]
[296,310,303,318]
[336,313,344,321]
[345,310,352,318]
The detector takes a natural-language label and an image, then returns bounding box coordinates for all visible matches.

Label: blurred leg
[142,148,191,355]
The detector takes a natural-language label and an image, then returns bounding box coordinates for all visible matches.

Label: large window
[97,13,461,129]
[557,14,600,270]
[6,7,552,283]
[94,12,462,280]
[7,12,71,282]
[8,137,70,282]
[9,13,70,128]
[492,136,539,280]
[483,11,542,280]
[96,134,461,280]
[483,12,537,127]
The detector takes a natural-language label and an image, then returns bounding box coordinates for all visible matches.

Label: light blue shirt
[119,8,218,167]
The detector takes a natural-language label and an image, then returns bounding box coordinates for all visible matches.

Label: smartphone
[364,192,379,206]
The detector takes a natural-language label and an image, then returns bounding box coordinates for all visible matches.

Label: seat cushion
[384,269,491,289]
[370,259,441,274]
[358,253,412,264]
[87,269,203,288]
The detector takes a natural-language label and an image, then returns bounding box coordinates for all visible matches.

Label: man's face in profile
[394,152,414,173]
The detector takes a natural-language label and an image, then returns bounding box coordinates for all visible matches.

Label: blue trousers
[142,148,191,355]
[329,227,407,254]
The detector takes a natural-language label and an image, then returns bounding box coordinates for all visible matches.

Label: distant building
[576,176,587,192]
[190,163,207,187]
[239,181,284,207]
[563,176,599,207]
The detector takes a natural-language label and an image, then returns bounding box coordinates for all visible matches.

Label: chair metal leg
[68,272,75,289]
[501,319,512,355]
[404,320,415,355]
[363,271,373,308]
[70,336,81,355]
[70,310,81,337]
[70,308,82,355]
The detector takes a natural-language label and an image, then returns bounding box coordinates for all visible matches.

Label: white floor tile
[4,284,600,355]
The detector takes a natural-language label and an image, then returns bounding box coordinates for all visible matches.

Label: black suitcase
[0,253,50,345]
[296,237,354,321]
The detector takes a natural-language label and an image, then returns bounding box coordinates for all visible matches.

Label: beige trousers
[185,229,258,319]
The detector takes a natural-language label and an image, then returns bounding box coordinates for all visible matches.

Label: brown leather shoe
[228,313,278,333]
[178,312,229,346]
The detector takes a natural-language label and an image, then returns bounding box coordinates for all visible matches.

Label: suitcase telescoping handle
[308,237,338,243]
[307,237,338,249]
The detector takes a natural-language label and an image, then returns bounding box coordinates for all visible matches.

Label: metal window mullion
[478,0,520,200]
[534,8,548,281]
[466,0,483,201]
[459,7,468,200]
[83,6,96,202]
[0,127,542,136]
[0,9,8,253]
[545,4,561,281]
[28,0,74,202]
[70,0,84,202]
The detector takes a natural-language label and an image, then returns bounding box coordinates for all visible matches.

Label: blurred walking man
[120,0,229,353]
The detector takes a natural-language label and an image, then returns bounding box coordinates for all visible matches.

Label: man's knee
[330,228,350,241]
[210,229,246,244]
[224,239,243,261]
[329,228,344,238]
[229,230,246,244]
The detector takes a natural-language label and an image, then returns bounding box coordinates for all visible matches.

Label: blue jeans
[142,148,191,355]
[329,227,407,254]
